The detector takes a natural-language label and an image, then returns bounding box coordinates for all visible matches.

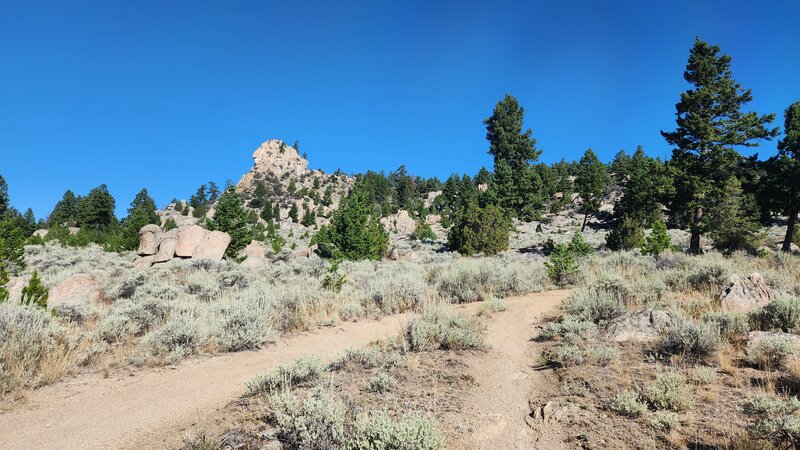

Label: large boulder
[175,225,208,257]
[193,231,231,261]
[49,274,104,307]
[134,255,156,269]
[603,309,679,342]
[32,229,48,239]
[240,240,270,269]
[719,273,778,314]
[4,275,30,304]
[380,210,416,235]
[153,229,179,263]
[138,224,162,256]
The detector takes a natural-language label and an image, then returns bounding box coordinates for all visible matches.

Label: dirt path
[446,290,571,450]
[0,290,570,450]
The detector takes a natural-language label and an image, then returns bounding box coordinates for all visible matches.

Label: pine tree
[48,190,79,226]
[288,203,299,223]
[707,177,761,253]
[763,101,800,252]
[616,147,671,225]
[21,270,48,309]
[641,220,673,256]
[321,185,334,207]
[301,208,316,227]
[77,184,117,229]
[122,188,160,250]
[260,200,274,222]
[211,188,251,257]
[447,203,510,256]
[21,208,36,236]
[249,181,268,209]
[314,184,389,261]
[575,149,610,231]
[661,38,778,253]
[484,95,544,220]
[0,175,8,218]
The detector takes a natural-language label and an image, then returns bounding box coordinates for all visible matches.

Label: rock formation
[603,309,679,342]
[719,273,778,313]
[49,274,104,307]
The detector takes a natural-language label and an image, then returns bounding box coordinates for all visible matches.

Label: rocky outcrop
[176,225,208,257]
[380,210,416,235]
[32,229,48,239]
[138,224,162,256]
[193,231,231,261]
[239,240,270,268]
[153,229,179,263]
[49,274,104,307]
[4,275,30,304]
[719,273,778,313]
[603,309,679,342]
[236,140,309,190]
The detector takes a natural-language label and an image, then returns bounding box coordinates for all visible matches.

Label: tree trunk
[688,206,703,254]
[581,212,588,232]
[783,210,797,252]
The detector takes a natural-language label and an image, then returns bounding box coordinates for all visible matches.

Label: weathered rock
[153,229,179,263]
[68,227,80,236]
[239,240,271,268]
[175,225,208,257]
[32,229,48,239]
[603,309,679,342]
[138,224,162,256]
[49,274,104,306]
[380,210,416,235]
[134,255,156,269]
[293,245,317,259]
[236,140,309,191]
[388,247,400,260]
[719,273,778,314]
[4,275,30,304]
[424,191,442,208]
[193,231,231,261]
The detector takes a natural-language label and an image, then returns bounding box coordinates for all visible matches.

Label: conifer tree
[484,95,543,220]
[661,38,778,253]
[77,184,117,229]
[249,181,268,209]
[288,203,299,223]
[763,101,800,251]
[21,271,48,309]
[260,200,274,222]
[0,175,8,218]
[122,188,160,250]
[48,190,79,226]
[314,183,388,261]
[575,149,609,231]
[211,188,251,257]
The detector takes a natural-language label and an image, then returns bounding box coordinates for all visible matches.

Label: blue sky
[2,1,799,218]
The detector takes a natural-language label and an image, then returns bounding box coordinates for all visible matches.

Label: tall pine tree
[661,38,777,253]
[575,149,610,231]
[763,101,800,251]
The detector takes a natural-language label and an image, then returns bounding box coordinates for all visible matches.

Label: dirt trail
[0,290,569,450]
[446,290,571,449]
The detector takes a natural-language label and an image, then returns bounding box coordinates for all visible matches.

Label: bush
[545,243,580,286]
[660,319,720,360]
[548,344,584,367]
[568,232,594,256]
[750,297,800,333]
[447,203,510,256]
[330,347,382,370]
[585,345,620,366]
[338,303,365,322]
[163,217,178,232]
[688,366,717,385]
[641,220,673,256]
[20,270,49,310]
[643,372,694,411]
[246,354,327,396]
[745,335,800,370]
[314,186,388,261]
[406,308,485,351]
[649,411,680,431]
[213,301,276,352]
[270,389,347,449]
[366,372,397,393]
[609,390,648,417]
[540,317,598,343]
[605,216,644,251]
[434,260,545,303]
[562,289,626,324]
[350,411,445,450]
[410,221,436,241]
[144,314,205,361]
[704,311,749,341]
[740,394,800,446]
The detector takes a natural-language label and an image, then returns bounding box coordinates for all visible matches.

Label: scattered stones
[137,224,162,256]
[193,231,231,261]
[603,309,679,342]
[49,274,104,307]
[719,273,778,313]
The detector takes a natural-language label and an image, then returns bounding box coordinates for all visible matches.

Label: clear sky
[2,0,799,218]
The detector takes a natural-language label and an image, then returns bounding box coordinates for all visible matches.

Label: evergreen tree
[661,38,778,253]
[484,95,544,220]
[288,203,299,223]
[21,208,36,236]
[763,101,800,252]
[551,160,574,213]
[321,185,334,206]
[77,184,117,229]
[475,167,492,186]
[211,188,251,257]
[616,147,671,225]
[207,181,220,203]
[707,177,761,253]
[249,181,268,209]
[0,175,8,218]
[121,188,160,250]
[260,200,274,222]
[606,215,645,251]
[301,208,316,227]
[314,183,389,261]
[610,149,633,182]
[447,203,510,256]
[641,220,673,256]
[48,190,79,226]
[21,271,48,310]
[575,149,609,231]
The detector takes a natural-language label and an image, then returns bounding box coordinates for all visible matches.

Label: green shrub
[366,372,397,393]
[545,243,580,286]
[750,297,800,333]
[585,345,620,366]
[21,271,48,310]
[144,314,205,361]
[562,288,625,324]
[349,411,445,450]
[740,394,800,446]
[163,218,178,232]
[447,203,510,256]
[643,372,694,411]
[649,411,680,431]
[314,186,388,261]
[406,308,485,351]
[687,366,717,385]
[745,334,800,370]
[660,319,720,359]
[410,221,436,241]
[704,311,749,341]
[246,354,327,395]
[548,344,584,367]
[330,347,382,370]
[605,216,644,251]
[641,220,673,256]
[609,390,648,417]
[270,389,347,449]
[540,316,598,343]
[568,232,594,256]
